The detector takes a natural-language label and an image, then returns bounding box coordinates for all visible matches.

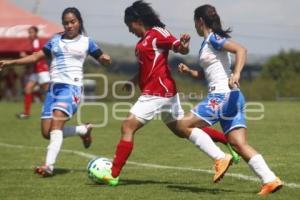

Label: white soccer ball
[87,157,112,183]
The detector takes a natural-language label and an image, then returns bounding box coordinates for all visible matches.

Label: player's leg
[201,127,227,144]
[41,118,51,140]
[45,110,67,172]
[168,113,232,183]
[40,82,49,92]
[227,128,283,195]
[18,80,36,119]
[40,116,92,142]
[34,110,67,177]
[111,113,144,177]
[201,126,240,163]
[163,94,233,183]
[92,96,161,185]
[90,113,144,186]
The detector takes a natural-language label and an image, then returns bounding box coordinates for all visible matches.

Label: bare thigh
[41,118,51,139]
[24,81,37,94]
[40,110,68,140]
[40,83,49,93]
[121,113,145,142]
[169,112,210,138]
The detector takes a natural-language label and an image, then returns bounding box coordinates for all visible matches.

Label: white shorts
[29,72,50,85]
[130,93,184,124]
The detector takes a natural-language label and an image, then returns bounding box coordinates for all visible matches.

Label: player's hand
[99,54,112,67]
[122,81,134,92]
[229,73,240,89]
[0,60,14,71]
[177,63,191,74]
[179,34,190,48]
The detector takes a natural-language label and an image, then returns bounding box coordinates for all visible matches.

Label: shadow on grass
[53,168,71,175]
[167,185,235,194]
[85,178,174,187]
[86,178,237,195]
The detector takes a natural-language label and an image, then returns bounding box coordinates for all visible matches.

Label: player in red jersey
[17,26,50,119]
[90,1,236,186]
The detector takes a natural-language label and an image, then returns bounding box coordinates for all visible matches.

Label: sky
[10,0,300,56]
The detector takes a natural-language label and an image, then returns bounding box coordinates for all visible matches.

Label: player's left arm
[155,29,190,55]
[223,40,247,88]
[97,53,112,67]
[88,38,112,67]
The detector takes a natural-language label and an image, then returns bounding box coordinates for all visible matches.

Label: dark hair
[124,0,165,28]
[29,26,38,33]
[62,7,86,34]
[194,4,231,38]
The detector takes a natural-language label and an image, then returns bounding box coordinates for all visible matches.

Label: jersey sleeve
[42,37,53,58]
[88,38,103,59]
[154,28,180,51]
[209,33,227,50]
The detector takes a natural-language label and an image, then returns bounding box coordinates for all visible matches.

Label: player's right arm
[0,50,45,70]
[177,63,202,78]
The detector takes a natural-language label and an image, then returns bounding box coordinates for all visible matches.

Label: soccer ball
[87,157,112,183]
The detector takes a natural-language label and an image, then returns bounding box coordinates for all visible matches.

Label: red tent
[0,0,62,57]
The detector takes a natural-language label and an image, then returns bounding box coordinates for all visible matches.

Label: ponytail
[194,4,231,38]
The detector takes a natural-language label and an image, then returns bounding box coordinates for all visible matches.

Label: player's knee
[176,123,191,138]
[121,122,134,135]
[229,140,247,152]
[173,131,186,139]
[24,87,32,94]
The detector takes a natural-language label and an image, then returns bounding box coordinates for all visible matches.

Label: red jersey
[32,39,49,73]
[135,27,180,97]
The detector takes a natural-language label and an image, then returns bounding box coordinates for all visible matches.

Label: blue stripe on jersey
[54,39,66,71]
[44,34,61,52]
[209,33,227,50]
[88,38,99,54]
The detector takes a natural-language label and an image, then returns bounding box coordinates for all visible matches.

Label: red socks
[201,127,228,144]
[24,93,32,115]
[110,129,225,178]
[111,140,133,178]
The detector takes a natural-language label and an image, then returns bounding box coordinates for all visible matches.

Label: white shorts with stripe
[130,93,184,124]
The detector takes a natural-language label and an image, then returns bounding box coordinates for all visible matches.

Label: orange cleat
[33,165,53,177]
[257,177,283,196]
[213,154,233,183]
[80,123,93,149]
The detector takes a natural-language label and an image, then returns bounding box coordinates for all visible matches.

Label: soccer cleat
[80,124,93,149]
[90,168,119,186]
[226,143,241,164]
[257,177,283,196]
[213,154,233,183]
[16,113,30,119]
[33,165,53,177]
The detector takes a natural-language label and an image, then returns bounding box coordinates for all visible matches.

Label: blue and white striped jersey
[43,34,102,86]
[198,33,232,93]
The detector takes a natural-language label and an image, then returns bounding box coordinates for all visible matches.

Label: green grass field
[0,101,299,200]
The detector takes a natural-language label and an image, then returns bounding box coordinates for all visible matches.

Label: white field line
[0,142,299,189]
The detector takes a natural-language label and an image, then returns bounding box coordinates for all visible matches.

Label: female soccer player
[176,4,282,196]
[0,7,111,177]
[90,0,234,186]
[17,26,50,119]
